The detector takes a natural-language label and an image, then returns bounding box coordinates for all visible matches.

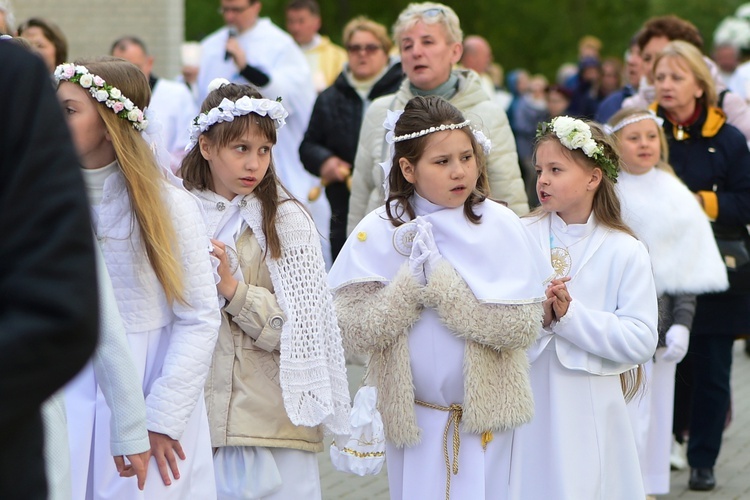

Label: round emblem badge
[225,245,240,275]
[393,222,418,256]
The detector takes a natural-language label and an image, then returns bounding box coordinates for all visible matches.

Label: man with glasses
[285,0,346,93]
[348,2,527,235]
[197,0,333,265]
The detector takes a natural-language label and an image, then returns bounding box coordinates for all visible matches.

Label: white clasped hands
[408,218,442,285]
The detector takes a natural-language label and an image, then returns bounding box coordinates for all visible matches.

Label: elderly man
[111,36,197,171]
[460,34,495,98]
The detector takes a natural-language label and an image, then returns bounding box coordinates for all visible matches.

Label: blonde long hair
[530,120,643,400]
[74,57,184,303]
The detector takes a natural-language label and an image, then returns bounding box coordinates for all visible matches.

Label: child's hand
[114,450,150,490]
[211,239,239,300]
[148,431,185,486]
[547,277,572,320]
[414,221,441,280]
[542,296,555,327]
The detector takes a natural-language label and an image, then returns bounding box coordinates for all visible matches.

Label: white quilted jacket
[92,171,221,439]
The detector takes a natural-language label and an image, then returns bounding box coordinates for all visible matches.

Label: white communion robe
[617,167,727,495]
[511,213,658,500]
[197,20,332,265]
[67,163,221,499]
[329,195,552,500]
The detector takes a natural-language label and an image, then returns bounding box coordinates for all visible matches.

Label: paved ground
[319,341,750,499]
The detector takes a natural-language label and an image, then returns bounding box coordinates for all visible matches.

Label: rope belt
[415,400,462,500]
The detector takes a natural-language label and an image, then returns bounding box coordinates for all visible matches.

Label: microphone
[225,27,237,61]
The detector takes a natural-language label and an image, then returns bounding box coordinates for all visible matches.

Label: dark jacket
[300,60,403,259]
[0,43,99,498]
[653,103,750,335]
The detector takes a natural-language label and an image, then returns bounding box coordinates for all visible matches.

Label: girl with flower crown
[606,107,728,497]
[509,116,659,499]
[179,80,351,500]
[329,95,552,500]
[55,56,221,499]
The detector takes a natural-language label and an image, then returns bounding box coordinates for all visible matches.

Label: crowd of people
[2,0,750,499]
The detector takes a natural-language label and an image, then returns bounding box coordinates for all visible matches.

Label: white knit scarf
[195,189,351,434]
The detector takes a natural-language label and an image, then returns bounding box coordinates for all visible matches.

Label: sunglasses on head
[421,7,445,18]
[347,44,383,55]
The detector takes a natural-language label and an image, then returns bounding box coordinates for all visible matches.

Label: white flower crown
[54,63,148,131]
[537,115,618,182]
[186,78,288,151]
[603,110,664,135]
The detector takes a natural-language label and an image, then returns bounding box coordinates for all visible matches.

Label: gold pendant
[676,126,685,141]
[550,246,571,278]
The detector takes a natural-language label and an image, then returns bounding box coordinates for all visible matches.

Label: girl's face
[200,124,272,200]
[616,118,661,175]
[21,26,56,73]
[535,140,601,225]
[654,56,702,122]
[57,82,115,169]
[399,129,478,209]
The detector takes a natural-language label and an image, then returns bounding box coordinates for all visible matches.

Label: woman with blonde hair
[55,56,220,498]
[650,40,750,491]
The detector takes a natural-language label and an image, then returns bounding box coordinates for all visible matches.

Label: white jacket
[347,69,528,235]
[93,170,220,439]
[523,215,658,375]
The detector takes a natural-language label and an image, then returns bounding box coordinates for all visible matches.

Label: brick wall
[13,0,184,79]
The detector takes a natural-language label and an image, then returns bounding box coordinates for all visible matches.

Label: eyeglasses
[420,7,445,18]
[217,4,252,15]
[347,44,383,55]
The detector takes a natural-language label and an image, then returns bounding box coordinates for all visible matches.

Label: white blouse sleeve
[91,240,150,456]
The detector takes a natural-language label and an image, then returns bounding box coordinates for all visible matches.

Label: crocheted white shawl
[195,188,351,435]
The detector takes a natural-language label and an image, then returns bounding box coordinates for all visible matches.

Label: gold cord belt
[415,400,463,500]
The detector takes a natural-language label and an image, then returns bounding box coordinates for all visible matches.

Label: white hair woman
[347,2,528,234]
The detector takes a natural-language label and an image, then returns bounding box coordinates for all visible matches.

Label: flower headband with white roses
[54,63,148,131]
[536,116,618,182]
[185,78,288,152]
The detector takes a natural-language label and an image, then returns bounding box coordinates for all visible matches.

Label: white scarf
[616,168,728,295]
[329,196,552,304]
[194,189,351,434]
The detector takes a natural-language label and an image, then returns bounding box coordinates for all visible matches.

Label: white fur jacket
[335,260,542,447]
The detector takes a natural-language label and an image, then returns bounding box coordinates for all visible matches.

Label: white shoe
[670,437,688,470]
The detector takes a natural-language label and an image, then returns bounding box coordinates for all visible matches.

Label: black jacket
[299,61,403,258]
[0,43,98,498]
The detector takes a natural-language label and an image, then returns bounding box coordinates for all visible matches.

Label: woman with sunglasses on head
[300,16,403,261]
[347,2,528,236]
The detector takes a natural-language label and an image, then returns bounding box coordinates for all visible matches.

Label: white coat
[149,78,198,172]
[510,213,659,500]
[78,168,221,499]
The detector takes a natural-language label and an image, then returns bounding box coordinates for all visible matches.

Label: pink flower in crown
[62,65,76,79]
[112,102,125,113]
[93,76,105,87]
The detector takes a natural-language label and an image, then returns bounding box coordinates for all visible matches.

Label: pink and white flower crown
[185,78,288,151]
[54,63,148,132]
